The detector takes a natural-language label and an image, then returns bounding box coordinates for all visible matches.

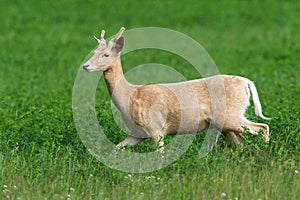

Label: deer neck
[103,57,134,111]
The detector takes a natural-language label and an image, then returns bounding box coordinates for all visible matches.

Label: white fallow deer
[83,27,270,149]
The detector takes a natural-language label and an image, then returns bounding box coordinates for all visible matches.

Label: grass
[0,0,300,199]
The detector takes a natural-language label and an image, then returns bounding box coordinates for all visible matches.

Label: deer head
[83,27,125,72]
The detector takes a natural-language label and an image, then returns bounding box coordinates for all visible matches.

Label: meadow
[0,0,299,199]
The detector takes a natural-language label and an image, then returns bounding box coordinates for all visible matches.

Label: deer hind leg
[222,131,246,145]
[116,135,144,148]
[245,121,269,142]
[224,118,269,142]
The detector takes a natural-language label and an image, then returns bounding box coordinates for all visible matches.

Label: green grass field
[1,0,300,199]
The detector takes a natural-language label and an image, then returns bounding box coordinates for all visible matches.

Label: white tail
[248,81,271,120]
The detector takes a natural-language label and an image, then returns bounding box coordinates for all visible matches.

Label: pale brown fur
[83,27,270,148]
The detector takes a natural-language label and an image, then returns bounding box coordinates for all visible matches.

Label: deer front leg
[116,135,144,148]
[151,134,165,153]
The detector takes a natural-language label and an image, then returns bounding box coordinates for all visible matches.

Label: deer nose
[83,64,89,70]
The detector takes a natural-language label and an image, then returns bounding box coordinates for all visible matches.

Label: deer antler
[93,35,101,44]
[94,29,106,46]
[100,30,105,40]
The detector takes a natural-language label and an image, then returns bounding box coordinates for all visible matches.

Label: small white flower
[257,198,263,200]
[2,189,10,194]
[90,174,93,177]
[295,170,299,174]
[70,187,75,192]
[221,192,226,198]
[3,185,8,188]
[125,174,132,179]
[146,175,156,179]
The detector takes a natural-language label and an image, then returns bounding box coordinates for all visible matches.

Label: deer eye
[103,54,109,57]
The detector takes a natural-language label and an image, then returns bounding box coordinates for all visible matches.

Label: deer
[83,27,270,150]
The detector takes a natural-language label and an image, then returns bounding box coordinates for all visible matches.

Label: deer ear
[115,36,124,53]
